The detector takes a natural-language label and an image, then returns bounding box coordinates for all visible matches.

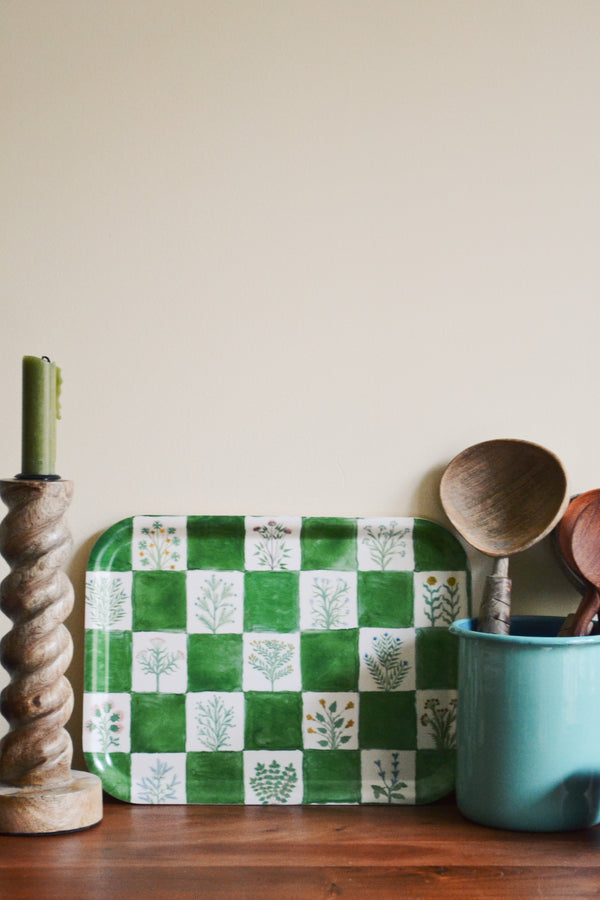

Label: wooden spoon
[440,438,569,634]
[553,490,600,593]
[567,499,600,636]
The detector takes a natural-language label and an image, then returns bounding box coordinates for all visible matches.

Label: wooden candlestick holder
[0,478,102,834]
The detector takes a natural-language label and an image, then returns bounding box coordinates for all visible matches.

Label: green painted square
[130,694,186,752]
[88,518,133,572]
[187,516,245,570]
[84,630,132,692]
[300,631,359,691]
[300,518,357,570]
[244,572,300,632]
[132,571,187,631]
[303,750,361,803]
[416,628,458,689]
[85,751,131,802]
[186,752,244,803]
[244,692,303,750]
[413,519,467,571]
[187,633,243,691]
[415,749,456,803]
[359,692,416,749]
[357,572,413,628]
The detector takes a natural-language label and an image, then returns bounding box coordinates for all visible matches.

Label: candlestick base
[0,770,103,834]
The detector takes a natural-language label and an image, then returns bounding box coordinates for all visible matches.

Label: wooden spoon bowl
[440,438,568,634]
[569,498,600,636]
[552,490,600,593]
[440,438,569,558]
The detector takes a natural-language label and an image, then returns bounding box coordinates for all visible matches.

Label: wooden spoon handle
[568,586,600,637]
[477,574,511,634]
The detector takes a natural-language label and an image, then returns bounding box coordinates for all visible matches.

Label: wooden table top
[1,794,600,898]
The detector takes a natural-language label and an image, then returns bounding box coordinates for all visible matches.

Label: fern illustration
[248,639,295,690]
[136,758,181,803]
[364,633,410,691]
[195,695,235,751]
[195,574,238,633]
[85,577,128,629]
[249,760,298,804]
[309,577,350,629]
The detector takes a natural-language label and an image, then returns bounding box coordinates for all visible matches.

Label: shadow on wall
[407,463,447,524]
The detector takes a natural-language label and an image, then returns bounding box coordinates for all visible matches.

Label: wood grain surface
[1,796,599,898]
[439,438,568,558]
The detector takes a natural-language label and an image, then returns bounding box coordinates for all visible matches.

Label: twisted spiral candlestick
[0,479,102,833]
[0,478,74,786]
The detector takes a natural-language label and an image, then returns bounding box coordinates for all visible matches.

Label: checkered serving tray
[83,515,471,805]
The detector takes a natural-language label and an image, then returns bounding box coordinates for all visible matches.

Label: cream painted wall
[1,1,597,766]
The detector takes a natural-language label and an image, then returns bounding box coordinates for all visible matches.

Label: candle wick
[41,356,51,363]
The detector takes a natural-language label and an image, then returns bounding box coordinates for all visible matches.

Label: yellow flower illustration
[308,699,355,749]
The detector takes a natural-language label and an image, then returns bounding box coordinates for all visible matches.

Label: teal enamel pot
[450,616,600,831]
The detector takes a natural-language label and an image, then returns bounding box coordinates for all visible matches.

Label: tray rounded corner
[87,517,135,573]
[84,751,131,803]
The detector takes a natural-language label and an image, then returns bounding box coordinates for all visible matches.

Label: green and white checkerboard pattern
[83,515,470,805]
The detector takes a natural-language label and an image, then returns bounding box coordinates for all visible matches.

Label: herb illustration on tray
[84,515,470,805]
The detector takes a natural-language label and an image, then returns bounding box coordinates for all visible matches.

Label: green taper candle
[20,356,62,478]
